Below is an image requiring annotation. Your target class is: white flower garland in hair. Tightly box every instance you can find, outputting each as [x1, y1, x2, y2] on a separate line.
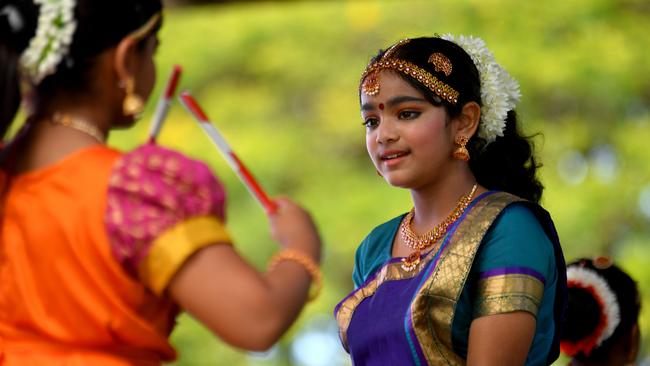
[567, 266, 621, 348]
[441, 34, 521, 143]
[19, 0, 77, 84]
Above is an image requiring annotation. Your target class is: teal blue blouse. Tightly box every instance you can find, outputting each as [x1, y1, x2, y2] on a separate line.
[352, 203, 558, 365]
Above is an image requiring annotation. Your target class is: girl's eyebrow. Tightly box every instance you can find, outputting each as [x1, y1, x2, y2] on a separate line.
[361, 95, 428, 111]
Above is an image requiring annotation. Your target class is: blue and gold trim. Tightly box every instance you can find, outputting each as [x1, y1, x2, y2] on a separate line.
[474, 268, 545, 318]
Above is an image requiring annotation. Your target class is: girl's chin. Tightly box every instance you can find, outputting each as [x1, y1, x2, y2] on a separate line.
[382, 174, 416, 189]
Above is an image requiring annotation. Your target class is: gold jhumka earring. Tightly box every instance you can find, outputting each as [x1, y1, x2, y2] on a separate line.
[122, 76, 144, 117]
[120, 13, 161, 118]
[453, 136, 470, 161]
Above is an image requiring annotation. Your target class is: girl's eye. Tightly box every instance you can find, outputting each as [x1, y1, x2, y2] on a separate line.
[363, 118, 379, 128]
[398, 110, 421, 119]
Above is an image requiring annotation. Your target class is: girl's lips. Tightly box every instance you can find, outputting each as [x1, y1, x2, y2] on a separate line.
[380, 150, 410, 167]
[380, 150, 409, 160]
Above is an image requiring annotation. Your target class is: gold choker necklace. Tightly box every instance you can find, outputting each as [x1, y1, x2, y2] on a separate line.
[50, 113, 105, 143]
[399, 184, 478, 272]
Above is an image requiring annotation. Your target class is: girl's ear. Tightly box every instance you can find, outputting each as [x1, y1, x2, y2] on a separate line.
[113, 37, 137, 83]
[452, 101, 480, 139]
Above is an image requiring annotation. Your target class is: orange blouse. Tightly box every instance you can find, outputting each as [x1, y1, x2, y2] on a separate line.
[0, 145, 231, 365]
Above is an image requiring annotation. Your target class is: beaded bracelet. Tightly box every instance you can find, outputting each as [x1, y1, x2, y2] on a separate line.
[268, 249, 323, 302]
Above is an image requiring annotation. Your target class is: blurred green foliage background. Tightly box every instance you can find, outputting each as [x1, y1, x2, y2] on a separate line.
[107, 0, 650, 364]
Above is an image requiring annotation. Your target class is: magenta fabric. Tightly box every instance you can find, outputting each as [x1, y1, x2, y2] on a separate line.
[105, 144, 227, 276]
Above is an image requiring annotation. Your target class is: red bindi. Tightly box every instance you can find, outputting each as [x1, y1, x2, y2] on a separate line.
[378, 103, 385, 110]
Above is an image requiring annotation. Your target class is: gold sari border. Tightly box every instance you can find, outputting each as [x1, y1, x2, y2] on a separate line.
[474, 273, 544, 318]
[334, 228, 454, 350]
[139, 215, 231, 296]
[410, 192, 523, 365]
[474, 295, 540, 318]
[334, 277, 378, 351]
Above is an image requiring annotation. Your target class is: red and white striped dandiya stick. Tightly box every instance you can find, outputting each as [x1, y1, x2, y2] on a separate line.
[179, 91, 278, 214]
[148, 65, 183, 143]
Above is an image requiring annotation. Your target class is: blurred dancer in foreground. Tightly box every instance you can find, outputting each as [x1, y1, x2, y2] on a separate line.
[0, 1, 322, 364]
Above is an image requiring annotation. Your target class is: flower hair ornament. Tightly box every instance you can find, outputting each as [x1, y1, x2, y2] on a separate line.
[19, 0, 77, 84]
[441, 34, 521, 143]
[561, 266, 621, 357]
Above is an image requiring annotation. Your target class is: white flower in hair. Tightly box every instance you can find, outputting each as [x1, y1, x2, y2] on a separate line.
[441, 34, 521, 143]
[19, 0, 77, 84]
[567, 266, 621, 349]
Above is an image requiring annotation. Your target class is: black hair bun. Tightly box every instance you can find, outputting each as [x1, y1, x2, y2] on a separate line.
[563, 287, 601, 342]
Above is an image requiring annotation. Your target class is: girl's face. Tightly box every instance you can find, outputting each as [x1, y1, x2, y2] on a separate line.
[361, 70, 456, 189]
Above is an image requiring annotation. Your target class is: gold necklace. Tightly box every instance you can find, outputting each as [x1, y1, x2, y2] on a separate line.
[50, 112, 106, 143]
[399, 184, 478, 272]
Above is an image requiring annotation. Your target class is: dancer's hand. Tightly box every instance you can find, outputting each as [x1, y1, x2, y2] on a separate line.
[267, 197, 321, 262]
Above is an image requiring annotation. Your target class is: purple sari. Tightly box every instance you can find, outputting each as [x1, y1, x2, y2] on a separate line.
[335, 192, 567, 365]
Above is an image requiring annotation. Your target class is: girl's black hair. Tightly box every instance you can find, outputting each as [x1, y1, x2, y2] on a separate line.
[363, 37, 544, 203]
[562, 258, 640, 361]
[0, 0, 162, 139]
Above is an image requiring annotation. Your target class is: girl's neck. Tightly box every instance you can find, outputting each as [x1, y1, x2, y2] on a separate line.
[409, 168, 480, 233]
[11, 101, 117, 175]
[34, 98, 115, 134]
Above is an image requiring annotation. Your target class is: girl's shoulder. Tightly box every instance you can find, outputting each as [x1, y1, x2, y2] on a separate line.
[476, 202, 557, 282]
[106, 144, 230, 293]
[353, 214, 406, 287]
[107, 143, 228, 234]
[110, 144, 226, 210]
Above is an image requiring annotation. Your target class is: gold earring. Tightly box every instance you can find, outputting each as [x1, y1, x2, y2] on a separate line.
[453, 136, 470, 161]
[122, 76, 144, 117]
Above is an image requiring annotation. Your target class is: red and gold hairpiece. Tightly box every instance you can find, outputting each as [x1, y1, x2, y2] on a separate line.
[428, 52, 452, 76]
[360, 39, 459, 104]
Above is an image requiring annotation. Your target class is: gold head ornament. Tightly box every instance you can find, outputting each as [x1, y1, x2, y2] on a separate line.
[360, 39, 459, 104]
[428, 52, 453, 76]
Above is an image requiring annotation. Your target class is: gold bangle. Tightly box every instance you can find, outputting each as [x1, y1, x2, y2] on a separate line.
[268, 249, 322, 302]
